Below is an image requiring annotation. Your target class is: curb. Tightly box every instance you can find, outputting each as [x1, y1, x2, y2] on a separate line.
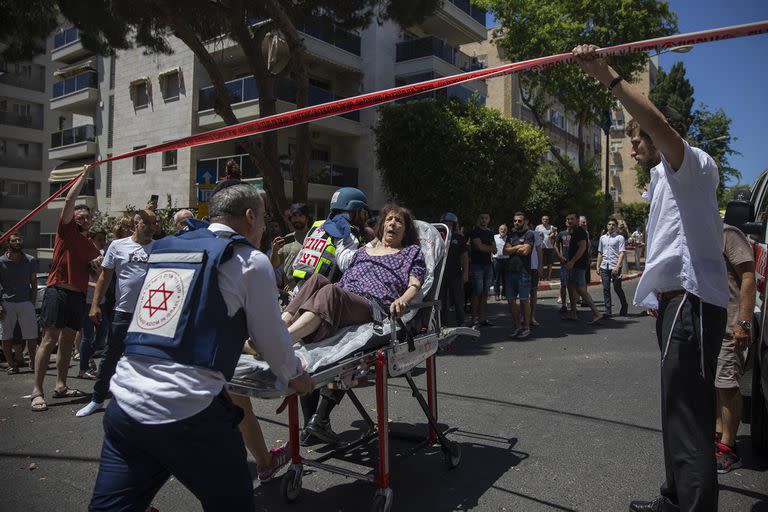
[536, 271, 643, 291]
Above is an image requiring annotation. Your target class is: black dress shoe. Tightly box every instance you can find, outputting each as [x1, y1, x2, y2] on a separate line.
[629, 496, 664, 512]
[306, 414, 340, 444]
[619, 305, 628, 316]
[299, 428, 320, 447]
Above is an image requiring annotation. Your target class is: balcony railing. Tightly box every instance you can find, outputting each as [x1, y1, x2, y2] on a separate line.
[51, 124, 97, 149]
[281, 160, 359, 187]
[296, 20, 361, 56]
[53, 27, 80, 49]
[0, 110, 44, 130]
[396, 36, 484, 72]
[446, 0, 487, 25]
[0, 64, 45, 92]
[197, 154, 260, 181]
[0, 152, 43, 170]
[52, 70, 98, 98]
[50, 178, 95, 197]
[199, 76, 360, 121]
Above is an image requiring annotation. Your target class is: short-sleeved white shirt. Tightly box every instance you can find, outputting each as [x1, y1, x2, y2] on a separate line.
[102, 237, 153, 312]
[493, 234, 509, 260]
[535, 224, 554, 249]
[598, 232, 625, 270]
[633, 141, 728, 309]
[530, 229, 543, 270]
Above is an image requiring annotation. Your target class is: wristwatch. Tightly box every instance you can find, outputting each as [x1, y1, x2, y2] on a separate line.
[737, 320, 752, 331]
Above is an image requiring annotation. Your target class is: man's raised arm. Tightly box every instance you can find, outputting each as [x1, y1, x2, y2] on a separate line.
[572, 45, 685, 170]
[61, 165, 94, 224]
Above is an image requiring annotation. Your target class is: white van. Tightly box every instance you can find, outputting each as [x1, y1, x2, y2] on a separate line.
[724, 169, 768, 455]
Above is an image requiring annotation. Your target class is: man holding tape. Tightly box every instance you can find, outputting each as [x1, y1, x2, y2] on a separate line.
[573, 46, 727, 512]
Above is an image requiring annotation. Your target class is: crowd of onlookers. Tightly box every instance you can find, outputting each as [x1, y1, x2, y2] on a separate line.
[436, 211, 645, 339]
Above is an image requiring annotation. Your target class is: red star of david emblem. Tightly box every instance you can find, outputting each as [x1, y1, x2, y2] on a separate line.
[142, 282, 174, 318]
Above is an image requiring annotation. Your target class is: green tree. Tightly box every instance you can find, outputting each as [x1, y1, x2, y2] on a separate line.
[478, 0, 676, 181]
[2, 0, 440, 221]
[375, 98, 549, 224]
[648, 62, 694, 137]
[619, 202, 650, 232]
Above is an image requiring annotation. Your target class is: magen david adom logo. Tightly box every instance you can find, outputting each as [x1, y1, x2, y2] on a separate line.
[136, 270, 186, 330]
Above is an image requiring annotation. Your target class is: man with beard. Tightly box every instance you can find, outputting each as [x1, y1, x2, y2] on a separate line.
[574, 45, 728, 512]
[31, 167, 101, 411]
[270, 203, 311, 287]
[0, 232, 38, 374]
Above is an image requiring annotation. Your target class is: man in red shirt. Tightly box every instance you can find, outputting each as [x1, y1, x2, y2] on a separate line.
[31, 166, 100, 411]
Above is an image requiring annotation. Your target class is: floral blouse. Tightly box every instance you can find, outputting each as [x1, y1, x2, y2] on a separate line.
[338, 244, 426, 307]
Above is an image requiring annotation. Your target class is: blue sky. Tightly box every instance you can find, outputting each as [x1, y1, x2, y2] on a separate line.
[487, 0, 768, 187]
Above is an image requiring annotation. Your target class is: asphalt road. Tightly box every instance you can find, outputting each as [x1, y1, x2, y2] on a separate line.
[1, 280, 766, 511]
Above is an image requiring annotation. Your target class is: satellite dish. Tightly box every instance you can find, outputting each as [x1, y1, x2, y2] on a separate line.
[261, 30, 290, 75]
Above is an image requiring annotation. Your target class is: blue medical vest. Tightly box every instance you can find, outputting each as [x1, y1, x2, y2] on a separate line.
[124, 228, 250, 380]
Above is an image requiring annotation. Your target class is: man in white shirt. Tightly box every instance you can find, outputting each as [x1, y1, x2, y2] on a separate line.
[535, 215, 556, 280]
[89, 184, 313, 511]
[76, 209, 158, 417]
[527, 219, 544, 327]
[492, 224, 509, 300]
[574, 46, 728, 512]
[596, 218, 629, 316]
[630, 228, 645, 270]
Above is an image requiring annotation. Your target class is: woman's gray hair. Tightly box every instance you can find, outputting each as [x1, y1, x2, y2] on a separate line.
[209, 184, 263, 221]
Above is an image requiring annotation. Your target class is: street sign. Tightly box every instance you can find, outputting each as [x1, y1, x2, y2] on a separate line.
[196, 167, 215, 184]
[197, 184, 215, 203]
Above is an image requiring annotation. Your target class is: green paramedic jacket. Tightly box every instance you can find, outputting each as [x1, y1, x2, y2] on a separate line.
[291, 220, 366, 281]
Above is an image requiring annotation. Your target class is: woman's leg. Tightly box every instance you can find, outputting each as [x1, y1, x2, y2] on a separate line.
[287, 311, 323, 342]
[230, 394, 271, 469]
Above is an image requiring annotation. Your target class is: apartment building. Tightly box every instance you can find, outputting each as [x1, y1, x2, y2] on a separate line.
[46, 1, 487, 222]
[462, 31, 604, 173]
[0, 42, 61, 269]
[601, 57, 659, 208]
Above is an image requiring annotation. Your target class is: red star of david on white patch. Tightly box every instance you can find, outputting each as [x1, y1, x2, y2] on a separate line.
[143, 282, 174, 318]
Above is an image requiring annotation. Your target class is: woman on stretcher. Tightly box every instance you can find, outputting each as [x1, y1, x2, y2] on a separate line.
[234, 204, 426, 481]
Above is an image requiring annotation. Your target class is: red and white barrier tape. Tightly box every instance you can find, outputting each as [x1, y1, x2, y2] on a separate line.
[1, 20, 767, 245]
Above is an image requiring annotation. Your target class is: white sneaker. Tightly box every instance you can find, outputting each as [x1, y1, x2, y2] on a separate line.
[509, 328, 520, 338]
[556, 297, 562, 304]
[517, 329, 531, 339]
[76, 401, 104, 417]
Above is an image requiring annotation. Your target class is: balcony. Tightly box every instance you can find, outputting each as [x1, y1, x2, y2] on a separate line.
[0, 64, 45, 92]
[52, 27, 91, 63]
[197, 153, 260, 181]
[397, 36, 483, 72]
[48, 178, 96, 210]
[198, 75, 361, 134]
[0, 151, 43, 171]
[418, 0, 486, 45]
[51, 71, 99, 113]
[49, 125, 97, 160]
[0, 110, 43, 130]
[395, 71, 485, 105]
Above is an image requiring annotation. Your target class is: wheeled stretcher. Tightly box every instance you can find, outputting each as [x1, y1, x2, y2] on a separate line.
[227, 222, 479, 511]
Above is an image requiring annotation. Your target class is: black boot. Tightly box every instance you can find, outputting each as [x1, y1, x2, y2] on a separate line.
[306, 396, 340, 444]
[629, 497, 664, 512]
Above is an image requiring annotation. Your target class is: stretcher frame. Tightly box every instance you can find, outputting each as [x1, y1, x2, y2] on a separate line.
[227, 223, 479, 512]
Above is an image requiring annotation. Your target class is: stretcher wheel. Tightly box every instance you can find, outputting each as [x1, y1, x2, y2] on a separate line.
[370, 488, 393, 512]
[281, 466, 303, 503]
[444, 441, 461, 469]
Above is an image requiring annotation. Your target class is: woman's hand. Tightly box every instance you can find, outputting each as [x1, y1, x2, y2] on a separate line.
[390, 297, 409, 317]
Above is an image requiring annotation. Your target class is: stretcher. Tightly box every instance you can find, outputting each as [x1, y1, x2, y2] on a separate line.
[227, 221, 479, 511]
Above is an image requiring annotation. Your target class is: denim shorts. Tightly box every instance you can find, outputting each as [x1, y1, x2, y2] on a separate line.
[470, 263, 493, 295]
[559, 266, 570, 286]
[505, 271, 531, 300]
[567, 268, 587, 288]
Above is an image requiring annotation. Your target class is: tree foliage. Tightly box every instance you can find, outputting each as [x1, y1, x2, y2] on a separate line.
[375, 98, 548, 225]
[478, 0, 677, 179]
[619, 202, 650, 232]
[2, 0, 440, 222]
[648, 62, 694, 137]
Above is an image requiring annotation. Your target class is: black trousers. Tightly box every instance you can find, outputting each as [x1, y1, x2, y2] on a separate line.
[599, 268, 628, 314]
[656, 293, 725, 512]
[440, 274, 466, 327]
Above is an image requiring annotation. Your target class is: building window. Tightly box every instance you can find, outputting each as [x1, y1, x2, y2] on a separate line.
[133, 145, 146, 173]
[8, 180, 29, 197]
[106, 155, 112, 198]
[18, 143, 29, 157]
[162, 149, 177, 169]
[610, 142, 622, 153]
[549, 109, 564, 129]
[161, 71, 180, 101]
[131, 79, 149, 108]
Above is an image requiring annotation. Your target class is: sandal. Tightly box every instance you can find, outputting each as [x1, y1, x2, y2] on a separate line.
[52, 386, 86, 399]
[31, 393, 48, 412]
[7, 366, 19, 375]
[78, 370, 97, 380]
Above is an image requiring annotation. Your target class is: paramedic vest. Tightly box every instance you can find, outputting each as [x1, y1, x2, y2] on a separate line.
[292, 220, 338, 280]
[124, 228, 250, 380]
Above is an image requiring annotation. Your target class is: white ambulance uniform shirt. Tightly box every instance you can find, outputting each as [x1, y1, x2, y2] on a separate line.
[110, 224, 302, 424]
[633, 141, 728, 309]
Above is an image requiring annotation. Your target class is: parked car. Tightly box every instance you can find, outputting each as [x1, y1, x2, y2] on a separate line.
[724, 169, 768, 455]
